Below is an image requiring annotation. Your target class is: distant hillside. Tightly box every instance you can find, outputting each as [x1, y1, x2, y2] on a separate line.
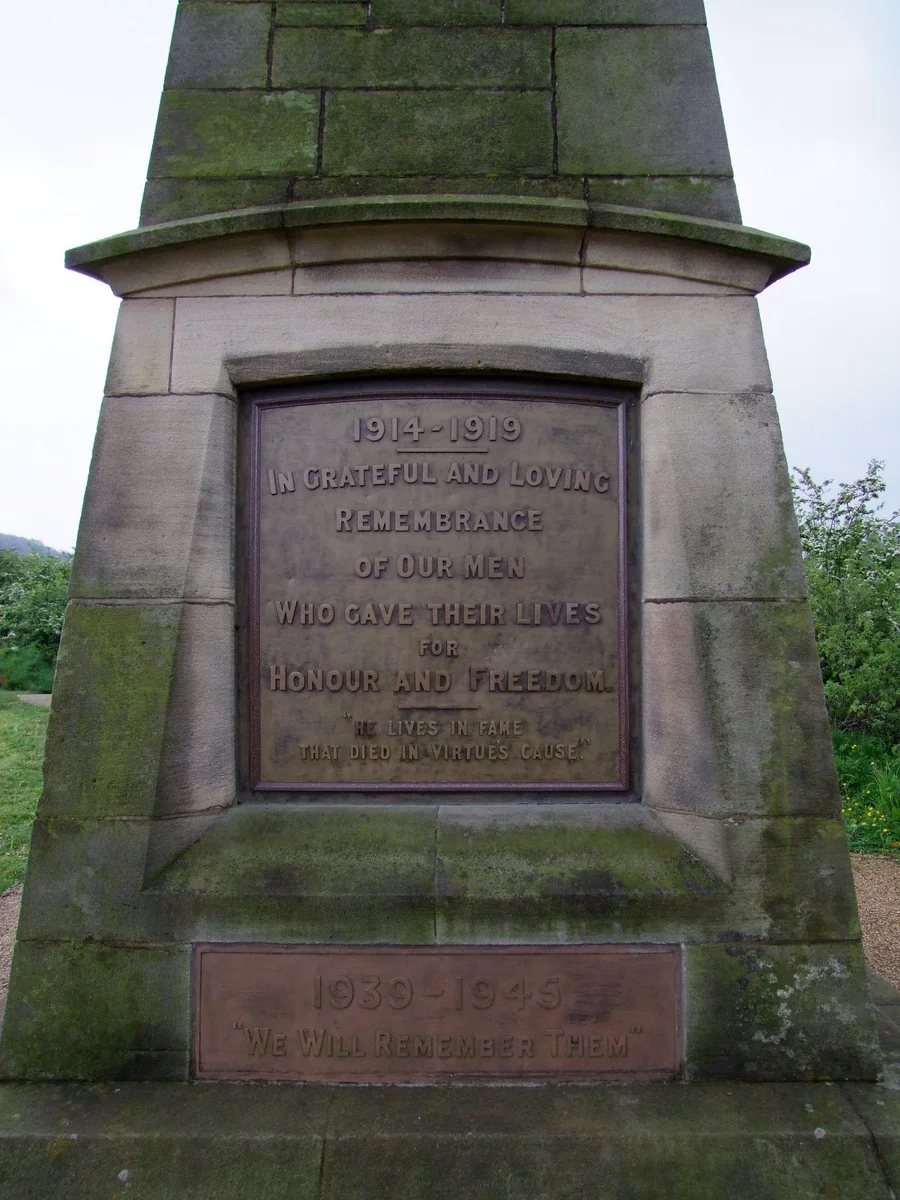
[0, 534, 70, 559]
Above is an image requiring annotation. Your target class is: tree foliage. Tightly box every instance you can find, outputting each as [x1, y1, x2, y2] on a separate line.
[793, 461, 900, 744]
[0, 551, 71, 689]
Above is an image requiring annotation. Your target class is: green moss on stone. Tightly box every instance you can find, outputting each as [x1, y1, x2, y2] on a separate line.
[149, 91, 319, 179]
[437, 818, 721, 900]
[372, 0, 501, 25]
[140, 178, 294, 225]
[0, 943, 190, 1081]
[323, 91, 553, 176]
[39, 604, 179, 820]
[505, 0, 705, 22]
[435, 813, 731, 940]
[277, 2, 367, 26]
[273, 26, 550, 88]
[684, 943, 880, 1081]
[688, 601, 838, 818]
[152, 804, 437, 898]
[757, 818, 860, 944]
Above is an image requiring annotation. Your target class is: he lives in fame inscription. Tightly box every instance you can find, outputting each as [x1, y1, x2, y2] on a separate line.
[250, 380, 628, 790]
[194, 946, 679, 1082]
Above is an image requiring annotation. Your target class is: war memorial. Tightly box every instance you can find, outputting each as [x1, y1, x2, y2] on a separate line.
[0, 1, 897, 1195]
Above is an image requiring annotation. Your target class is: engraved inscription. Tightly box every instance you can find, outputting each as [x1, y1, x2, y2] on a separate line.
[195, 946, 679, 1082]
[251, 382, 628, 790]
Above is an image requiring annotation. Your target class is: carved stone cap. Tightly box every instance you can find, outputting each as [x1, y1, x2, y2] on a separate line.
[66, 196, 811, 295]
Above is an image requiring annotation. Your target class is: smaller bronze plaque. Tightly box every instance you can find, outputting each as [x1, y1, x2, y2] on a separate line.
[194, 945, 680, 1082]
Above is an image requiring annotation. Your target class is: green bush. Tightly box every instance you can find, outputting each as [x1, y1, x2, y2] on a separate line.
[0, 645, 56, 693]
[793, 461, 900, 745]
[0, 549, 70, 693]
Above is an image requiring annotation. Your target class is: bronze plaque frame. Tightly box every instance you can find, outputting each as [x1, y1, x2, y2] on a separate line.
[245, 376, 631, 794]
[193, 944, 680, 1082]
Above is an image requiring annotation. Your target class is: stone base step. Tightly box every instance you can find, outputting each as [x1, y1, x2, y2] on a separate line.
[0, 1080, 897, 1199]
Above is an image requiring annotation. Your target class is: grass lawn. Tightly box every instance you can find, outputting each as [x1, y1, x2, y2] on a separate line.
[0, 692, 49, 893]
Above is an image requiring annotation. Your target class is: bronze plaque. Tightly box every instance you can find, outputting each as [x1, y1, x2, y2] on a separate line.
[194, 945, 679, 1081]
[249, 378, 628, 791]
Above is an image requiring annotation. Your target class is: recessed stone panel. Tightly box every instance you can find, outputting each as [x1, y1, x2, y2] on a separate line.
[194, 944, 680, 1081]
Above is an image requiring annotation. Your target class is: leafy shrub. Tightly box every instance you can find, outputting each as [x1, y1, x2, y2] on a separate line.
[0, 550, 71, 692]
[793, 461, 900, 745]
[0, 645, 56, 693]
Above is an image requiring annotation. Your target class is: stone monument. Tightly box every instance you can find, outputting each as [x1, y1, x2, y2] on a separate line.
[1, 2, 896, 1195]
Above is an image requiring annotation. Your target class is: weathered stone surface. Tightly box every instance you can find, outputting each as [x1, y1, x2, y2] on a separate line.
[168, 293, 771, 397]
[0, 1082, 894, 1199]
[373, 0, 501, 24]
[0, 944, 190, 1080]
[105, 299, 173, 395]
[70, 198, 810, 281]
[436, 804, 728, 942]
[586, 174, 741, 223]
[137, 270, 294, 298]
[71, 395, 235, 600]
[505, 0, 705, 21]
[139, 0, 746, 225]
[289, 220, 583, 266]
[98, 232, 292, 297]
[38, 603, 181, 819]
[557, 28, 732, 176]
[165, 2, 270, 88]
[277, 1, 368, 26]
[642, 600, 839, 817]
[150, 804, 437, 901]
[655, 812, 863, 945]
[141, 177, 294, 225]
[641, 392, 808, 600]
[845, 1084, 900, 1191]
[683, 942, 881, 1081]
[323, 91, 553, 176]
[585, 231, 774, 292]
[153, 601, 235, 816]
[37, 601, 232, 825]
[323, 1084, 888, 1198]
[149, 90, 319, 178]
[291, 259, 581, 294]
[14, 816, 151, 943]
[273, 27, 550, 88]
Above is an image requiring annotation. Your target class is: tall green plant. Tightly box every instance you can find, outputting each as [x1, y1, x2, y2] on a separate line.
[792, 461, 900, 744]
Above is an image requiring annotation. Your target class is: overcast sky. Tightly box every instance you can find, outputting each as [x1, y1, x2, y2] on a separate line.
[1, 0, 897, 551]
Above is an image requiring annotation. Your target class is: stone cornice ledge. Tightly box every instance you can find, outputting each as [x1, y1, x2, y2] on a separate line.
[65, 195, 811, 286]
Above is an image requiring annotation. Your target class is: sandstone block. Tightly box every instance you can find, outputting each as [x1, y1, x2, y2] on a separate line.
[71, 394, 235, 601]
[642, 600, 840, 817]
[641, 391, 808, 600]
[105, 300, 173, 395]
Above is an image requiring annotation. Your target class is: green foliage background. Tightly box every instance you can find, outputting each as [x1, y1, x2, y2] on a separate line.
[793, 462, 900, 857]
[0, 550, 71, 693]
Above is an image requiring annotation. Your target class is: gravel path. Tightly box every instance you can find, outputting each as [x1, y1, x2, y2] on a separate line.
[1, 858, 898, 1000]
[0, 884, 21, 1001]
[850, 852, 900, 988]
